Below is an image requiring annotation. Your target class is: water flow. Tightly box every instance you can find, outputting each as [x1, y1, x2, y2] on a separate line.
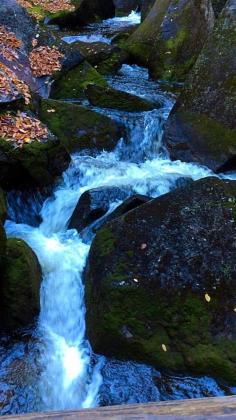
[3, 37, 236, 415]
[62, 10, 141, 44]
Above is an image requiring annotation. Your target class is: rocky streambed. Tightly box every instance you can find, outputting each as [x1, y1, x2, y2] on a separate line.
[0, 0, 236, 415]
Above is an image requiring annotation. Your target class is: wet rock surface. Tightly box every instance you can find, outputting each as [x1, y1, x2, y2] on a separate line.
[164, 0, 236, 172]
[86, 177, 236, 383]
[125, 0, 214, 81]
[39, 99, 125, 153]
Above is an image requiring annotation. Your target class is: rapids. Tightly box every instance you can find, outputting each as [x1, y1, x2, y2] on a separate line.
[1, 11, 236, 415]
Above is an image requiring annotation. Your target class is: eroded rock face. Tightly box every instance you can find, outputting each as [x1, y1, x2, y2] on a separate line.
[164, 0, 236, 172]
[125, 0, 214, 81]
[86, 177, 236, 384]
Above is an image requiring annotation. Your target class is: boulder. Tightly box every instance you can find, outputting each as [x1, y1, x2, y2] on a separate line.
[49, 0, 115, 28]
[72, 41, 128, 76]
[39, 99, 125, 153]
[0, 0, 36, 52]
[86, 84, 158, 112]
[69, 186, 133, 232]
[86, 177, 236, 384]
[125, 0, 215, 81]
[0, 238, 41, 330]
[0, 120, 70, 190]
[51, 60, 107, 100]
[164, 0, 236, 172]
[106, 194, 151, 222]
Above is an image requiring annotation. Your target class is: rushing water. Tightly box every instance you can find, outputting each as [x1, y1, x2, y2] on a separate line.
[62, 10, 141, 44]
[1, 13, 236, 416]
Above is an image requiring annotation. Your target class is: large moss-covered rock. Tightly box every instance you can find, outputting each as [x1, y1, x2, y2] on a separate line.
[125, 0, 214, 81]
[51, 61, 107, 100]
[39, 99, 124, 153]
[86, 177, 236, 384]
[0, 127, 70, 190]
[86, 84, 158, 112]
[0, 238, 41, 330]
[164, 0, 236, 172]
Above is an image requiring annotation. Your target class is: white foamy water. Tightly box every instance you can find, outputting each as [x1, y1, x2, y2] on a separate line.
[62, 10, 141, 45]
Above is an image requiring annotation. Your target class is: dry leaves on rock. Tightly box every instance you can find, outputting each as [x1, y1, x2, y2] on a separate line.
[0, 112, 49, 147]
[29, 46, 64, 77]
[0, 25, 22, 62]
[0, 63, 31, 104]
[17, 0, 75, 17]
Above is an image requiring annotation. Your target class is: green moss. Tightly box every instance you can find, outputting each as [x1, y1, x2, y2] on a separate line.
[51, 61, 107, 100]
[39, 99, 121, 152]
[0, 238, 41, 330]
[87, 278, 236, 383]
[94, 226, 116, 257]
[180, 111, 236, 156]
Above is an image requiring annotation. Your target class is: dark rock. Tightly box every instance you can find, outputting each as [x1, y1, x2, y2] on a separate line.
[164, 0, 236, 172]
[49, 0, 115, 28]
[0, 125, 70, 190]
[86, 177, 236, 384]
[51, 60, 107, 100]
[106, 194, 151, 222]
[0, 0, 37, 52]
[86, 84, 158, 112]
[69, 186, 133, 232]
[73, 41, 128, 76]
[39, 99, 125, 153]
[0, 238, 41, 330]
[125, 0, 215, 81]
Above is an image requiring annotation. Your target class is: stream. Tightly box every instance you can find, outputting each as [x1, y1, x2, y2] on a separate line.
[0, 11, 236, 415]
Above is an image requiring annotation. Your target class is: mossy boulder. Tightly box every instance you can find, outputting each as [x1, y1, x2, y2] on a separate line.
[51, 61, 107, 100]
[124, 0, 214, 81]
[86, 84, 158, 112]
[39, 99, 124, 153]
[86, 177, 236, 384]
[0, 238, 41, 330]
[0, 127, 70, 190]
[164, 0, 236, 172]
[72, 42, 128, 76]
[49, 0, 115, 28]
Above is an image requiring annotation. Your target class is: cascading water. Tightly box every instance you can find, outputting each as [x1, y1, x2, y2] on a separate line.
[1, 14, 236, 416]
